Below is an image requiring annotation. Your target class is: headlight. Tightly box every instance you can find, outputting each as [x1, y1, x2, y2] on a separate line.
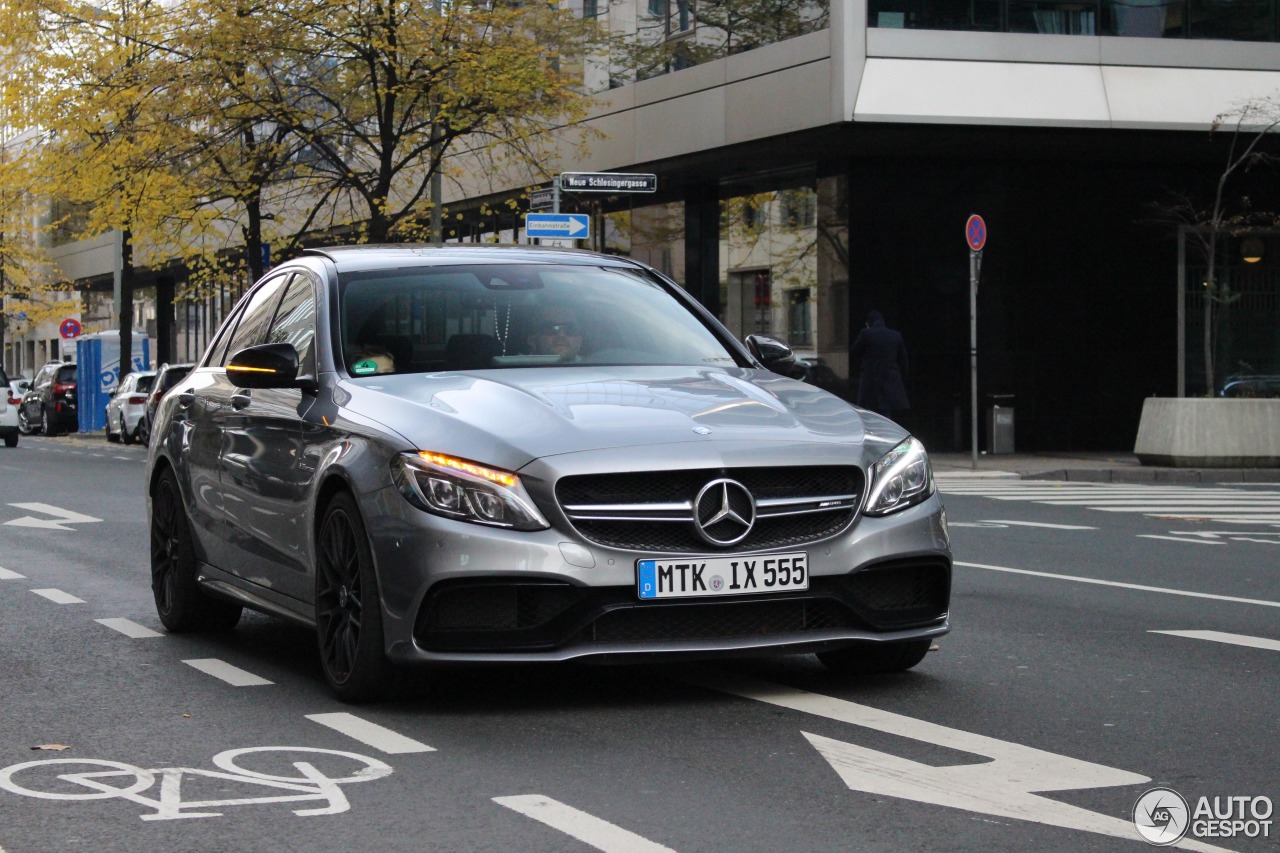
[392, 451, 549, 530]
[864, 437, 935, 516]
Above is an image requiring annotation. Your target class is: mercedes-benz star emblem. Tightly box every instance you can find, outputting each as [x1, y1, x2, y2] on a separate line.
[693, 478, 756, 546]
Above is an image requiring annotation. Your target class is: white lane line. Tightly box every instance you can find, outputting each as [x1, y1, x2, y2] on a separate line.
[31, 588, 84, 604]
[980, 520, 1097, 530]
[1137, 535, 1223, 545]
[1151, 630, 1280, 652]
[494, 795, 677, 853]
[182, 658, 273, 687]
[0, 567, 25, 579]
[306, 712, 435, 754]
[96, 618, 163, 638]
[956, 561, 1280, 609]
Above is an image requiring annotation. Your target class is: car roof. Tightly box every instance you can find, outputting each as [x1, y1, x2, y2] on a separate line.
[302, 244, 649, 275]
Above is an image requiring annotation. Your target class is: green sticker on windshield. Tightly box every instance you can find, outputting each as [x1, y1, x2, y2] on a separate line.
[352, 360, 379, 375]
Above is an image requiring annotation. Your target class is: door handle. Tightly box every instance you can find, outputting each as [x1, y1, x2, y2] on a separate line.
[177, 391, 195, 408]
[231, 392, 252, 411]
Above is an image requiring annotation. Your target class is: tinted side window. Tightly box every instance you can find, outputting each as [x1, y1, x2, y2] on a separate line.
[56, 366, 77, 383]
[218, 274, 294, 366]
[267, 274, 318, 374]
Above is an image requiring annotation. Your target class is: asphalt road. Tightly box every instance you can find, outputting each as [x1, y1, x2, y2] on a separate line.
[0, 437, 1276, 852]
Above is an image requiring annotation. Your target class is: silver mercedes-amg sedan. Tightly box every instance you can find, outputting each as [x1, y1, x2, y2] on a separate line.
[146, 245, 951, 702]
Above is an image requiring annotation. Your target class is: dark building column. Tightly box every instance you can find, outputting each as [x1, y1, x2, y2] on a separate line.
[155, 276, 175, 366]
[684, 183, 720, 317]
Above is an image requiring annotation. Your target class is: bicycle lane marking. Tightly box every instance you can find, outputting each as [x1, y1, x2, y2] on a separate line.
[0, 747, 394, 821]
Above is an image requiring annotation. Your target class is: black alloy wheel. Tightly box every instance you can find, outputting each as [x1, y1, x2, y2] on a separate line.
[316, 492, 396, 702]
[138, 416, 150, 446]
[150, 468, 242, 632]
[817, 639, 932, 675]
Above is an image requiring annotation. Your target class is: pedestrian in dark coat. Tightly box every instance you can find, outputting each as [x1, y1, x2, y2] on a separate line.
[851, 309, 910, 419]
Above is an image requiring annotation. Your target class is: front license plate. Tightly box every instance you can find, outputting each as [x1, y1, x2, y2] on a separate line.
[637, 552, 808, 600]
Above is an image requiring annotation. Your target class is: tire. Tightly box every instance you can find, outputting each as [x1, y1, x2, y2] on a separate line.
[105, 415, 119, 443]
[315, 492, 397, 703]
[3, 433, 16, 448]
[121, 422, 137, 445]
[150, 467, 242, 632]
[40, 408, 56, 437]
[817, 639, 932, 675]
[138, 416, 151, 446]
[17, 409, 31, 435]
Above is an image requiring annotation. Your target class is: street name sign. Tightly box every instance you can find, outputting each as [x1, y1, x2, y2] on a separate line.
[560, 172, 657, 193]
[529, 187, 555, 211]
[525, 213, 590, 239]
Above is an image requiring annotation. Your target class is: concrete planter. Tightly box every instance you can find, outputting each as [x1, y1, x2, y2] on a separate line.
[1134, 398, 1280, 467]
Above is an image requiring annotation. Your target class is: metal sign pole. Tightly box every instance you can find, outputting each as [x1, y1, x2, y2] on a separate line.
[970, 249, 979, 470]
[964, 214, 986, 471]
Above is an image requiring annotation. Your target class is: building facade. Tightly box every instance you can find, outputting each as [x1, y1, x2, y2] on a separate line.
[13, 0, 1280, 449]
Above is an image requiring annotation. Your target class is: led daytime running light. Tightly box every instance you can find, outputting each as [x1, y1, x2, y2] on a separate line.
[418, 451, 518, 487]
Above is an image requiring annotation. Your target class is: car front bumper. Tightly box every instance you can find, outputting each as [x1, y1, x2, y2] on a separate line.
[362, 484, 952, 665]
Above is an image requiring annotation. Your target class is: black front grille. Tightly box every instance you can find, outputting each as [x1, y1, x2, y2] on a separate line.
[413, 559, 950, 653]
[576, 598, 856, 643]
[557, 466, 863, 553]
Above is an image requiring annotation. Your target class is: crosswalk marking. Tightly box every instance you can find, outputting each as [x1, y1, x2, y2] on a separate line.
[0, 567, 25, 580]
[939, 479, 1280, 526]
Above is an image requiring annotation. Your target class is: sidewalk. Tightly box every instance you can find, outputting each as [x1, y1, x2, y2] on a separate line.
[930, 449, 1280, 483]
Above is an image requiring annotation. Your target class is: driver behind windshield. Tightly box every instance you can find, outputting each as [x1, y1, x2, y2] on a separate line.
[527, 302, 584, 362]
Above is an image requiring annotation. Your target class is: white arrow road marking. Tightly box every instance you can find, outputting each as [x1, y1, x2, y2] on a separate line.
[684, 671, 1231, 852]
[305, 713, 435, 754]
[5, 502, 102, 531]
[1151, 630, 1280, 652]
[182, 659, 273, 687]
[31, 588, 84, 604]
[96, 618, 162, 639]
[0, 567, 25, 580]
[494, 795, 677, 853]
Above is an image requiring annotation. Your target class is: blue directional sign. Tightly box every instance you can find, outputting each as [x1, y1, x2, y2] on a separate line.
[525, 213, 590, 239]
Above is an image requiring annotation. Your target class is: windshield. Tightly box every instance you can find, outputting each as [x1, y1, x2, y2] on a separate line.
[338, 264, 739, 376]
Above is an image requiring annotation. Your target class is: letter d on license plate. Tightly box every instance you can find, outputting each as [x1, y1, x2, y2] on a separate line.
[637, 553, 807, 600]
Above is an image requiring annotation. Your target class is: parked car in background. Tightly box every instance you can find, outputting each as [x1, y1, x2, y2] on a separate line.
[105, 370, 156, 445]
[18, 361, 78, 436]
[139, 363, 194, 445]
[146, 245, 951, 702]
[0, 366, 22, 447]
[1220, 374, 1280, 398]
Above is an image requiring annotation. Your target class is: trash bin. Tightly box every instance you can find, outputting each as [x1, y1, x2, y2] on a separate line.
[985, 394, 1015, 454]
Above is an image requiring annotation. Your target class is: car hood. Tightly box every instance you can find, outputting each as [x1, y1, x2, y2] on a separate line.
[340, 366, 903, 470]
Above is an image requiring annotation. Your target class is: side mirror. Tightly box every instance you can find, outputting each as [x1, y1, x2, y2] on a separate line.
[744, 334, 799, 377]
[226, 342, 303, 390]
